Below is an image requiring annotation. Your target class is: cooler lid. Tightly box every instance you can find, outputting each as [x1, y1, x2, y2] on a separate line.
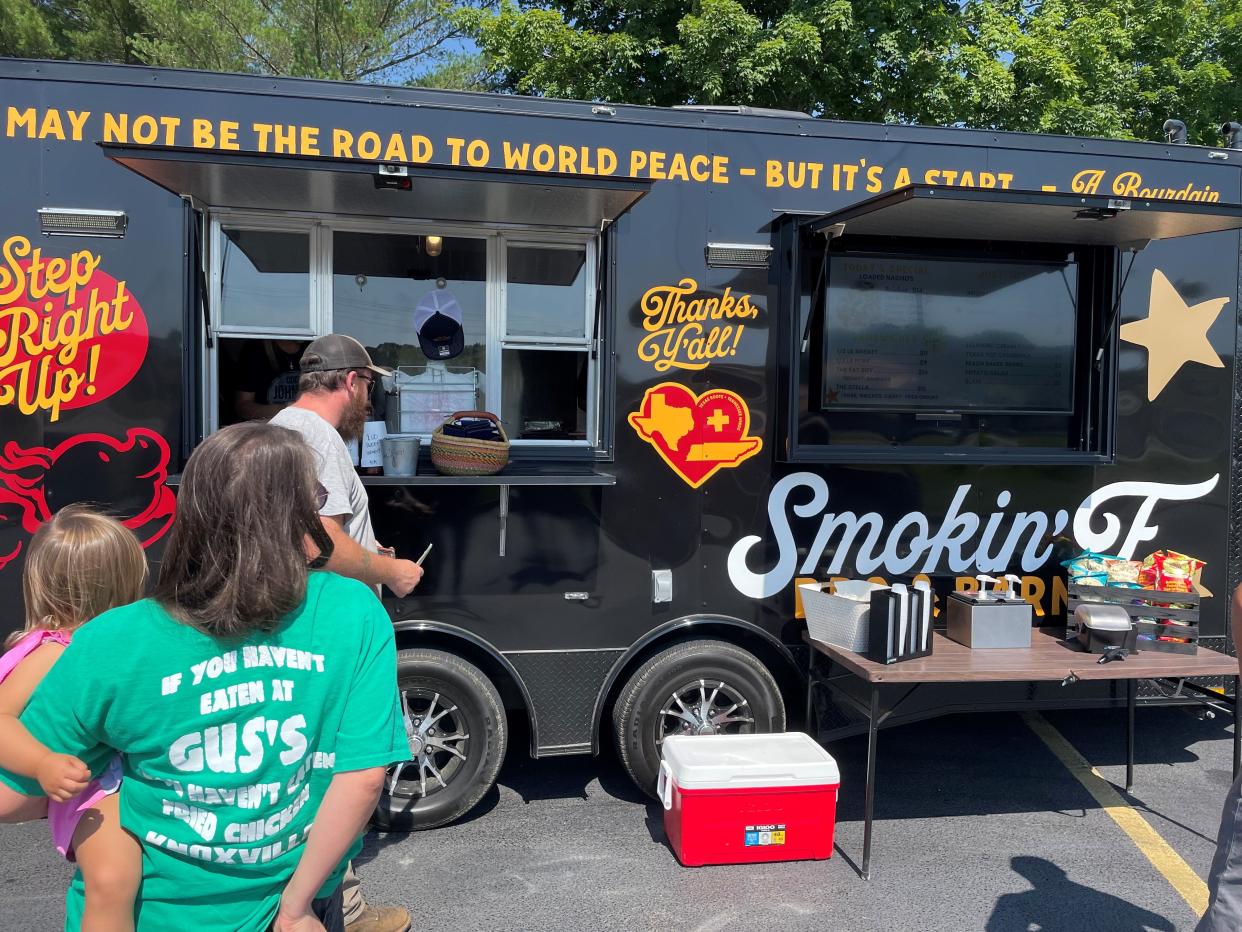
[660, 733, 839, 789]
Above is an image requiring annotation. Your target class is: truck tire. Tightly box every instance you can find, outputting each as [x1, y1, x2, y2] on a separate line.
[372, 648, 507, 831]
[613, 639, 785, 797]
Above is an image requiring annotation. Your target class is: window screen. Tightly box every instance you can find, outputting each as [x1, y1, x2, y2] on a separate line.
[823, 255, 1077, 414]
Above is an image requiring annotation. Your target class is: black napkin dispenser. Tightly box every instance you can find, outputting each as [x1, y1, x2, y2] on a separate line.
[1074, 603, 1137, 654]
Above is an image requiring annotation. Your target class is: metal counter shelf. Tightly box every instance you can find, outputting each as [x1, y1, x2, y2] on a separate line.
[358, 458, 616, 486]
[166, 459, 616, 488]
[167, 457, 617, 555]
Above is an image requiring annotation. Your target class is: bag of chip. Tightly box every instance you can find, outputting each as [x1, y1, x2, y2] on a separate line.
[1106, 560, 1142, 588]
[1140, 550, 1206, 594]
[1062, 551, 1123, 585]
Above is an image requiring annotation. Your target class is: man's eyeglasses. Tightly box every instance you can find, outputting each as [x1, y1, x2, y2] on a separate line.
[315, 482, 329, 510]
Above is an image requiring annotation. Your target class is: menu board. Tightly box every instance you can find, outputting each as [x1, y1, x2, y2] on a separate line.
[823, 256, 1077, 412]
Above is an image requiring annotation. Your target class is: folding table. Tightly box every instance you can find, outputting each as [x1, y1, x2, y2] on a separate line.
[804, 628, 1240, 879]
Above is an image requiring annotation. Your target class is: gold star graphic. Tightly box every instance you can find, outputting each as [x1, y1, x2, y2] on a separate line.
[1119, 269, 1228, 401]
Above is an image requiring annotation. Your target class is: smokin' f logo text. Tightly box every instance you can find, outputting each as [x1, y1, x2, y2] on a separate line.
[727, 472, 1219, 599]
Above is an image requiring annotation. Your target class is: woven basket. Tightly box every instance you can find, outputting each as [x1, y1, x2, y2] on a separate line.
[430, 411, 510, 476]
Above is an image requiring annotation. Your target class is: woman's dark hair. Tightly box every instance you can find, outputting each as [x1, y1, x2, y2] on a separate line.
[155, 422, 331, 638]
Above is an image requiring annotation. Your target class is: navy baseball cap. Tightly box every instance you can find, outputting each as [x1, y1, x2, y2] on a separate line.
[414, 290, 465, 360]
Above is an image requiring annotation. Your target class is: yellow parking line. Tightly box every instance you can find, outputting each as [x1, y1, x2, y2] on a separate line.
[1021, 711, 1208, 917]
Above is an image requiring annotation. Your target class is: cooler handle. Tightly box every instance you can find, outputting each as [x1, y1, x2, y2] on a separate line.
[657, 760, 673, 810]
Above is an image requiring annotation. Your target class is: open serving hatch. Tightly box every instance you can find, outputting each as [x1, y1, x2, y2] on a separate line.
[803, 184, 1242, 250]
[102, 143, 650, 232]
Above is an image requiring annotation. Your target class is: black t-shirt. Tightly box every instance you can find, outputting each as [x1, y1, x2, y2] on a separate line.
[237, 341, 306, 406]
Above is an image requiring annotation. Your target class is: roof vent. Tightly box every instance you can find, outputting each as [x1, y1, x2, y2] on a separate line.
[674, 104, 812, 119]
[1163, 119, 1187, 144]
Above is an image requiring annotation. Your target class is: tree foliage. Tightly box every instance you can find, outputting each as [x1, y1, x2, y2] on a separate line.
[3, 0, 1242, 141]
[2, 0, 485, 86]
[467, 0, 1242, 143]
[957, 0, 1240, 142]
[0, 0, 57, 57]
[130, 0, 480, 83]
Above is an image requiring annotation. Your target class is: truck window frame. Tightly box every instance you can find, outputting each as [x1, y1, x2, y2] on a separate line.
[204, 210, 604, 453]
[778, 222, 1119, 466]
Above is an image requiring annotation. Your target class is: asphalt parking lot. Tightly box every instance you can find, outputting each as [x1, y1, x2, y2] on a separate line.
[2, 705, 1235, 931]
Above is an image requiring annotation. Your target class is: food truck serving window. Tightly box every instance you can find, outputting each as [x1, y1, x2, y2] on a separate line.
[210, 218, 599, 447]
[783, 185, 1242, 465]
[103, 144, 649, 455]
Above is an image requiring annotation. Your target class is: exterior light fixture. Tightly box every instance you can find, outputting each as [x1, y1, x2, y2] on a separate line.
[374, 164, 411, 190]
[425, 235, 443, 257]
[38, 208, 127, 238]
[705, 242, 772, 269]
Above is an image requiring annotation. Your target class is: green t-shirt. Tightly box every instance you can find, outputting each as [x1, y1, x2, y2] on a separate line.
[0, 572, 407, 932]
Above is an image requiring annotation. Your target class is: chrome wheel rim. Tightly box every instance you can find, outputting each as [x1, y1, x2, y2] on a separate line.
[387, 688, 471, 799]
[656, 678, 754, 745]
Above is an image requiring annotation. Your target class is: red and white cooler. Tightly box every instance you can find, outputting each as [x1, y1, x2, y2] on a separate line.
[657, 732, 840, 867]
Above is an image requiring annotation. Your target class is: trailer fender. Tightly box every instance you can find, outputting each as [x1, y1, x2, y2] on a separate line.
[589, 614, 803, 753]
[391, 619, 540, 755]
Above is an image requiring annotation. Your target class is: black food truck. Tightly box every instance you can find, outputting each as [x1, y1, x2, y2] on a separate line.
[3, 58, 1242, 831]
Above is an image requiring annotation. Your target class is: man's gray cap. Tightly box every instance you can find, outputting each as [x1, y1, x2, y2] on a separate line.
[299, 334, 391, 377]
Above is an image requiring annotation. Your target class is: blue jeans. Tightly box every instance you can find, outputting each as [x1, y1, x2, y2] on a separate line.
[270, 885, 344, 932]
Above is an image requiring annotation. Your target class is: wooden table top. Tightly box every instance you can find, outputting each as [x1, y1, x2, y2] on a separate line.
[806, 628, 1239, 684]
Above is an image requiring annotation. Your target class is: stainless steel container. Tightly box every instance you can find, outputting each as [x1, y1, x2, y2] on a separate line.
[945, 592, 1033, 649]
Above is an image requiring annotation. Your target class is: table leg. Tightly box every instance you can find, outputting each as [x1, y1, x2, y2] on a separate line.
[862, 683, 879, 881]
[1234, 675, 1240, 781]
[804, 650, 814, 733]
[1125, 678, 1135, 792]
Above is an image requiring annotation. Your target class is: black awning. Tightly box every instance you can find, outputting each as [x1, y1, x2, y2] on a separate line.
[102, 144, 650, 232]
[803, 184, 1242, 249]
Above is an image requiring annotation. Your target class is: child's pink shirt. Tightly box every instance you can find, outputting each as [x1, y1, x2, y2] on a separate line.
[0, 629, 121, 860]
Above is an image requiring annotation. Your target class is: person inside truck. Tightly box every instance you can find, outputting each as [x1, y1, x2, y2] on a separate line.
[0, 422, 409, 932]
[232, 339, 310, 422]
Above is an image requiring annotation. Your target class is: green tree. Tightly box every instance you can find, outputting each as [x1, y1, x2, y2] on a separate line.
[0, 0, 148, 62]
[0, 0, 57, 57]
[957, 0, 1242, 144]
[465, 0, 967, 121]
[131, 0, 489, 84]
[43, 0, 148, 63]
[412, 50, 500, 90]
[468, 0, 1242, 142]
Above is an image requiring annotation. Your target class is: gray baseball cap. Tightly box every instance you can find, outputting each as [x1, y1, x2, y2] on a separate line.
[299, 334, 392, 377]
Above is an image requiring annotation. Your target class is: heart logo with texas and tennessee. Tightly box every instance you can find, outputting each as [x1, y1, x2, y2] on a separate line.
[628, 382, 763, 488]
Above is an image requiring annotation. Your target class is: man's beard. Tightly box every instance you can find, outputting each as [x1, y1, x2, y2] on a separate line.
[339, 389, 367, 442]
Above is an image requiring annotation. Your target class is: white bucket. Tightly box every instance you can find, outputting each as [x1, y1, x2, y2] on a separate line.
[380, 435, 420, 477]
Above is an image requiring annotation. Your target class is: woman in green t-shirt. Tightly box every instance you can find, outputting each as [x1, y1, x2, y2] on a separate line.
[0, 422, 409, 931]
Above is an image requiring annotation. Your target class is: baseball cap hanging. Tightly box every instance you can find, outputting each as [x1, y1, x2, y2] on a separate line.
[414, 289, 465, 360]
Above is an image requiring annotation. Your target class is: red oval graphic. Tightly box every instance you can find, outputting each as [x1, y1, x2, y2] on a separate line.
[0, 235, 149, 421]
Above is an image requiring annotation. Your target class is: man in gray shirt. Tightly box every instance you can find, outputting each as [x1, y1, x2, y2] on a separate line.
[271, 333, 421, 932]
[272, 334, 423, 598]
